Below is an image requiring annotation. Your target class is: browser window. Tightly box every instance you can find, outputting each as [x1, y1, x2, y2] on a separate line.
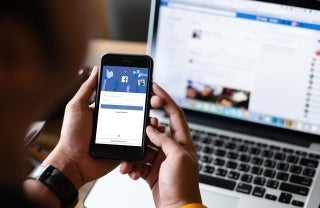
[151, 0, 320, 134]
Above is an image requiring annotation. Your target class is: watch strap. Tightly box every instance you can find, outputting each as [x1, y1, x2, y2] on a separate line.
[28, 164, 79, 208]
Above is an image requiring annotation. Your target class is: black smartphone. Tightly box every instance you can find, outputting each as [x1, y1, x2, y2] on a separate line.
[90, 53, 153, 160]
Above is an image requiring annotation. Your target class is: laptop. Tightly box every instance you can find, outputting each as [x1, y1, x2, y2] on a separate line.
[84, 0, 320, 207]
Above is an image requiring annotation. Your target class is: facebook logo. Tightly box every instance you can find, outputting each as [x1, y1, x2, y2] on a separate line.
[121, 76, 128, 83]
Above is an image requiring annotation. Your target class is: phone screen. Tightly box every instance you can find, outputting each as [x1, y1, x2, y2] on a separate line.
[95, 65, 149, 146]
[91, 54, 153, 159]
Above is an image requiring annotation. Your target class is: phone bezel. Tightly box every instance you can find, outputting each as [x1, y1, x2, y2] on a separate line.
[90, 53, 153, 160]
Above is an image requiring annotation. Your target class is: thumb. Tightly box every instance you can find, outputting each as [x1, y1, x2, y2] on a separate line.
[68, 66, 98, 110]
[146, 125, 181, 157]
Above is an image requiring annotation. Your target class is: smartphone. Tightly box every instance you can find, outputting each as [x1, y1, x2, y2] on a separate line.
[90, 53, 153, 160]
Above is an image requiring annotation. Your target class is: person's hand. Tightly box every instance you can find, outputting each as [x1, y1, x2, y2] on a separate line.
[120, 83, 202, 208]
[43, 66, 120, 189]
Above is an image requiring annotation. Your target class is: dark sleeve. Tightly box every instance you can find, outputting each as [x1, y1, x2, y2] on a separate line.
[0, 187, 42, 208]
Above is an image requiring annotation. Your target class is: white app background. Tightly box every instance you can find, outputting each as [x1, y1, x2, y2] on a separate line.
[95, 66, 148, 146]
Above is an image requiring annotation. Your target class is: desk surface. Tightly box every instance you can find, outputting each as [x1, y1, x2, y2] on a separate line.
[84, 39, 147, 67]
[30, 39, 147, 208]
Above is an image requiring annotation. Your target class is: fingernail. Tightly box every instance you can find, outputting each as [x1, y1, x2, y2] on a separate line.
[147, 126, 156, 133]
[91, 66, 98, 72]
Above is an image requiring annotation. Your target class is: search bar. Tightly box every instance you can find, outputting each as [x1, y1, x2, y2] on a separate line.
[169, 2, 235, 18]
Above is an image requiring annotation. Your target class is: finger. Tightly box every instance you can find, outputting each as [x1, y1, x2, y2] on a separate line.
[133, 162, 152, 180]
[128, 162, 147, 180]
[121, 161, 151, 181]
[146, 125, 182, 156]
[157, 125, 166, 133]
[147, 126, 197, 162]
[129, 170, 142, 180]
[149, 117, 159, 127]
[152, 83, 191, 144]
[150, 94, 165, 109]
[145, 150, 165, 188]
[68, 66, 98, 110]
[119, 162, 134, 174]
[149, 117, 166, 133]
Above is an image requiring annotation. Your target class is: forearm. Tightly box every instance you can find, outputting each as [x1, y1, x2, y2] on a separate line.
[23, 149, 83, 208]
[23, 179, 61, 208]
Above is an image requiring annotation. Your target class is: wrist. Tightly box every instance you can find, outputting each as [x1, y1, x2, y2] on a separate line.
[26, 164, 79, 208]
[43, 149, 83, 190]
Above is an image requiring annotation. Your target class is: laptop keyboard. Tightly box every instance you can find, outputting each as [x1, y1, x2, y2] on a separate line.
[189, 127, 320, 207]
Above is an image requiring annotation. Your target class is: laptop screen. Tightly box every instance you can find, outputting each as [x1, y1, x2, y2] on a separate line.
[147, 0, 320, 136]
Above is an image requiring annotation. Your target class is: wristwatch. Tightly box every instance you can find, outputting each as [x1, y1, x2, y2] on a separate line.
[28, 164, 79, 208]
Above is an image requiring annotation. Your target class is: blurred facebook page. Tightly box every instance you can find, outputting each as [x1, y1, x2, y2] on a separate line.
[152, 0, 320, 131]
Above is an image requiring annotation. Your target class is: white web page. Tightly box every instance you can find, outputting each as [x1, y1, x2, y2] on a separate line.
[153, 2, 320, 124]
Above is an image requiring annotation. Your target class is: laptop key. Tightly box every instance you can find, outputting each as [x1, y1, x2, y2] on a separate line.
[253, 176, 266, 186]
[199, 174, 236, 190]
[236, 183, 252, 194]
[241, 174, 253, 183]
[203, 146, 214, 154]
[291, 200, 304, 207]
[215, 149, 226, 157]
[251, 157, 263, 165]
[239, 154, 251, 162]
[264, 159, 276, 168]
[287, 155, 299, 163]
[295, 150, 307, 156]
[228, 171, 240, 180]
[266, 179, 279, 189]
[274, 152, 286, 161]
[279, 192, 292, 204]
[249, 147, 260, 155]
[283, 148, 294, 153]
[263, 169, 276, 178]
[225, 142, 236, 150]
[203, 165, 215, 174]
[213, 139, 224, 147]
[277, 162, 289, 171]
[201, 155, 213, 164]
[261, 150, 273, 158]
[252, 186, 266, 197]
[216, 168, 228, 177]
[238, 163, 250, 172]
[279, 182, 309, 196]
[265, 194, 277, 201]
[276, 172, 289, 181]
[300, 158, 319, 168]
[303, 168, 316, 177]
[226, 161, 238, 169]
[270, 145, 281, 150]
[308, 153, 320, 160]
[290, 165, 302, 174]
[202, 138, 212, 145]
[251, 166, 263, 175]
[237, 144, 248, 152]
[290, 175, 312, 187]
[214, 158, 225, 166]
[227, 151, 238, 160]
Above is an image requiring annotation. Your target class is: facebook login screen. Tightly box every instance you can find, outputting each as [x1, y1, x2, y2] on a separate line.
[95, 65, 149, 146]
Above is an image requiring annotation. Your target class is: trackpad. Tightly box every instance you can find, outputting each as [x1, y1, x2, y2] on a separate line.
[201, 189, 239, 208]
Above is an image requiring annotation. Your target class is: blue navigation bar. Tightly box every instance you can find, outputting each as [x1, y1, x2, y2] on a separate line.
[101, 104, 143, 111]
[236, 12, 320, 31]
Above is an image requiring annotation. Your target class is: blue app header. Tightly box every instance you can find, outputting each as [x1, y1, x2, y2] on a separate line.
[101, 65, 149, 93]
